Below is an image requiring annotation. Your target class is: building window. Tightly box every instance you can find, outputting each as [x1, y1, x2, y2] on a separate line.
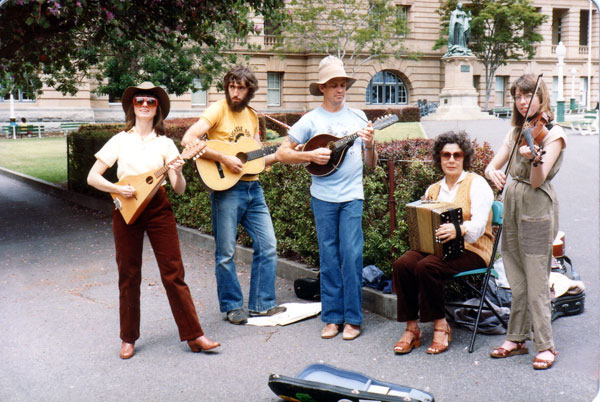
[580, 9, 590, 46]
[267, 72, 282, 107]
[366, 71, 408, 105]
[263, 18, 280, 46]
[495, 76, 506, 107]
[2, 88, 35, 102]
[396, 6, 409, 37]
[191, 78, 207, 106]
[552, 9, 568, 45]
[580, 77, 589, 107]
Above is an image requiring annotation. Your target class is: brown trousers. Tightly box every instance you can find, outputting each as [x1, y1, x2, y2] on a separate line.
[392, 250, 485, 322]
[113, 187, 204, 343]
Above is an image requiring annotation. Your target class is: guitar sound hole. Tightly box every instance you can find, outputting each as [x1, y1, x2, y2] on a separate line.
[146, 176, 154, 185]
[236, 153, 248, 163]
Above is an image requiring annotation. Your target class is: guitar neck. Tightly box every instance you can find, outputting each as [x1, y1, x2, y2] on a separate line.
[331, 116, 397, 152]
[152, 154, 188, 180]
[332, 133, 359, 152]
[245, 145, 278, 161]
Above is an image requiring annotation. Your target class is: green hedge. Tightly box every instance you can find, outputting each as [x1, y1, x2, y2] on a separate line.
[68, 121, 494, 277]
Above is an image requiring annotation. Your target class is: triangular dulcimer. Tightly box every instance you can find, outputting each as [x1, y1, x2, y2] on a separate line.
[110, 140, 206, 224]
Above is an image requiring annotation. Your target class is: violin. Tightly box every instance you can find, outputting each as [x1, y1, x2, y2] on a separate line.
[521, 112, 550, 167]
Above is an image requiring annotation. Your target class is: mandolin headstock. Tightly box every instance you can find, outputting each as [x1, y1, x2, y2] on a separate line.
[372, 114, 399, 130]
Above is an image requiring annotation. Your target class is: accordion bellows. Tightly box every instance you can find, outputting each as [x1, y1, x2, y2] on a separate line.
[406, 200, 464, 260]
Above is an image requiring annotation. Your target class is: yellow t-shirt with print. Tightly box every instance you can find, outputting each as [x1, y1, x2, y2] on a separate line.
[200, 99, 260, 181]
[201, 99, 258, 143]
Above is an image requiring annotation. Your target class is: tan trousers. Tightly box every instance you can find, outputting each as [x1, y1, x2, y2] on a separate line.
[501, 180, 556, 352]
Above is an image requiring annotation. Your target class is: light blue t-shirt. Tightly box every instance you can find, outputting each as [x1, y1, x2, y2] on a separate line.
[289, 106, 367, 203]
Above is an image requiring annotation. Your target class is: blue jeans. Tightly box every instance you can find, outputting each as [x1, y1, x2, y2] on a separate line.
[211, 181, 278, 313]
[311, 197, 363, 326]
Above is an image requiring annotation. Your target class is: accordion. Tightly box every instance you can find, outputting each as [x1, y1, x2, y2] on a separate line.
[406, 200, 464, 260]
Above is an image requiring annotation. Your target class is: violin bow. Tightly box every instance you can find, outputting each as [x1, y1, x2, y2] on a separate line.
[502, 73, 544, 188]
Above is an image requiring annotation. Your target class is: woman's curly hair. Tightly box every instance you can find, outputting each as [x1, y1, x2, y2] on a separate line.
[432, 130, 473, 171]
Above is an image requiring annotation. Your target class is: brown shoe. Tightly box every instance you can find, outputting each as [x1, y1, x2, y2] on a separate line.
[321, 323, 340, 339]
[120, 341, 135, 359]
[490, 341, 528, 358]
[342, 324, 361, 340]
[426, 324, 451, 354]
[188, 335, 221, 352]
[533, 348, 558, 370]
[393, 327, 421, 354]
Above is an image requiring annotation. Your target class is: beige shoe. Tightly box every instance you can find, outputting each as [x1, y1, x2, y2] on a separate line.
[342, 324, 361, 340]
[120, 341, 135, 359]
[321, 323, 340, 339]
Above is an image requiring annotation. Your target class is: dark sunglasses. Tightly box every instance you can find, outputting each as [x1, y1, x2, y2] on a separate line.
[132, 96, 158, 107]
[441, 151, 464, 160]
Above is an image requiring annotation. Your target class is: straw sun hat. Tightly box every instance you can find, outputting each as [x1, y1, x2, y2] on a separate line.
[121, 82, 170, 118]
[309, 56, 357, 96]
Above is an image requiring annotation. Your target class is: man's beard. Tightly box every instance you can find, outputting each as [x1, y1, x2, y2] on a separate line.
[226, 93, 251, 112]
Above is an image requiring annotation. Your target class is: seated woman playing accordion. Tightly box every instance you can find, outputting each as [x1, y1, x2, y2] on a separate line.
[392, 131, 494, 355]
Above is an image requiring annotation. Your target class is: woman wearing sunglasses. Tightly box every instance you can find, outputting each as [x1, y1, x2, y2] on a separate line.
[87, 82, 219, 359]
[392, 131, 494, 355]
[485, 74, 566, 370]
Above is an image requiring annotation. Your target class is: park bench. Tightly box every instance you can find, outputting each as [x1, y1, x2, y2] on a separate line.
[2, 124, 45, 138]
[569, 110, 598, 135]
[567, 102, 585, 114]
[490, 107, 512, 118]
[60, 122, 88, 135]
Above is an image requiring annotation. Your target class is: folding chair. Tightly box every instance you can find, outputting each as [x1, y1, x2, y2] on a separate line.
[445, 200, 508, 353]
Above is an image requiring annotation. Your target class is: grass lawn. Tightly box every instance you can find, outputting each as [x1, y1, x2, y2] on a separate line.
[376, 122, 425, 141]
[0, 137, 67, 184]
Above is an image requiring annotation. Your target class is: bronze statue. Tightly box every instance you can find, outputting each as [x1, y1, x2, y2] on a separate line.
[445, 2, 473, 57]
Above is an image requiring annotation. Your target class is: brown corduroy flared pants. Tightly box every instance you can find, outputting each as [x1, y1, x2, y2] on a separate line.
[112, 187, 204, 343]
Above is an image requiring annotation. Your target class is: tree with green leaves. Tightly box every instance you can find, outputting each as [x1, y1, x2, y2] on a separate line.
[0, 0, 284, 100]
[271, 0, 415, 72]
[435, 0, 546, 110]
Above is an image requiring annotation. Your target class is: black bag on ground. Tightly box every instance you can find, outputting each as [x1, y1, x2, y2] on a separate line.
[551, 256, 585, 321]
[294, 275, 320, 301]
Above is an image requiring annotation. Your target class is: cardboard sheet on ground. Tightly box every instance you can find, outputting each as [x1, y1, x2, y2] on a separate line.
[247, 302, 321, 326]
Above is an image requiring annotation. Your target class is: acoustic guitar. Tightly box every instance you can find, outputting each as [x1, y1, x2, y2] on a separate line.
[110, 140, 206, 225]
[195, 137, 278, 191]
[302, 114, 398, 176]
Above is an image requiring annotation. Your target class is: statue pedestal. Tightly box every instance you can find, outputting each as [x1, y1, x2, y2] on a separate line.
[423, 55, 494, 121]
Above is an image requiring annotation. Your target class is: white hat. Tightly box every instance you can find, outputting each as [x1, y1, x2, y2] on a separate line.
[309, 56, 357, 96]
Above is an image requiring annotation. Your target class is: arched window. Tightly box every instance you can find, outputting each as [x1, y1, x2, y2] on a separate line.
[366, 71, 408, 105]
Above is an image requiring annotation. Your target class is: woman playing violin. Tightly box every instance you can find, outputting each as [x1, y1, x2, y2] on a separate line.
[485, 74, 566, 370]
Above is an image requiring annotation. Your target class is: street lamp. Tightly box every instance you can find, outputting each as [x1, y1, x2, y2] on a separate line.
[556, 41, 566, 122]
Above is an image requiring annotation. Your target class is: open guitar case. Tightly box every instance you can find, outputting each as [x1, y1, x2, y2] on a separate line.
[268, 363, 435, 402]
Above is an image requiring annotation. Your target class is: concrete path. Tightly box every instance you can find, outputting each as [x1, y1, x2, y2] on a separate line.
[0, 118, 598, 402]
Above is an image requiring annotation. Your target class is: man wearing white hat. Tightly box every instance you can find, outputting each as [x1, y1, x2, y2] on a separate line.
[276, 56, 377, 340]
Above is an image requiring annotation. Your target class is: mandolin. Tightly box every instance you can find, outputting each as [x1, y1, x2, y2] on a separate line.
[195, 137, 278, 191]
[110, 140, 206, 225]
[302, 114, 398, 176]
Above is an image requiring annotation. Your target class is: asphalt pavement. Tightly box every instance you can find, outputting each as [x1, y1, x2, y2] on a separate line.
[0, 118, 598, 402]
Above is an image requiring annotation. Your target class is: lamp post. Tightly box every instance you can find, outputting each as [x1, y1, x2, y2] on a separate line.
[556, 41, 566, 123]
[570, 67, 577, 112]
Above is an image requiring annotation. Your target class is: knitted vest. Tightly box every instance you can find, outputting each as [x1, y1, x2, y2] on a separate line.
[426, 173, 493, 264]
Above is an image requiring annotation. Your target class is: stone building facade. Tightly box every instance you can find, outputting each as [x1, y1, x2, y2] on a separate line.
[1, 0, 598, 125]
